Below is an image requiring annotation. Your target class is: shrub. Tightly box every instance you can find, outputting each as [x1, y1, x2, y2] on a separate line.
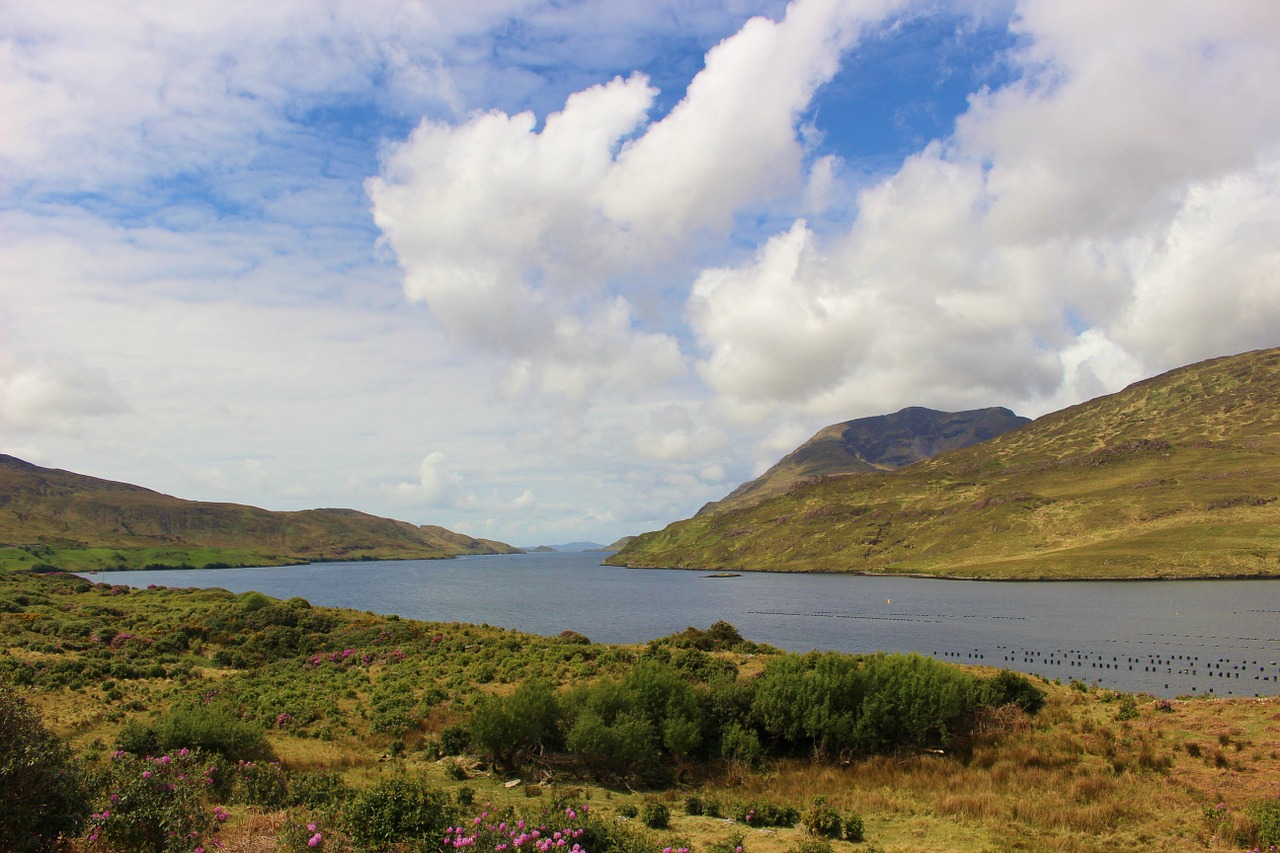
[618, 803, 639, 818]
[239, 591, 273, 612]
[801, 798, 841, 838]
[565, 710, 664, 784]
[140, 705, 270, 762]
[1248, 796, 1280, 847]
[439, 723, 469, 755]
[733, 801, 800, 828]
[289, 770, 351, 811]
[720, 723, 762, 768]
[0, 683, 91, 852]
[683, 796, 704, 816]
[842, 813, 864, 842]
[984, 670, 1046, 714]
[469, 679, 560, 772]
[341, 777, 451, 852]
[642, 801, 670, 829]
[231, 759, 289, 808]
[85, 750, 222, 853]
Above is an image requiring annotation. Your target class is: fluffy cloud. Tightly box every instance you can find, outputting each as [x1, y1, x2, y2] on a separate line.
[689, 0, 1280, 420]
[397, 452, 463, 507]
[368, 0, 905, 400]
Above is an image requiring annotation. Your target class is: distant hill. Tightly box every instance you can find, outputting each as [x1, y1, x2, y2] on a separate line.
[519, 542, 609, 553]
[700, 406, 1029, 515]
[0, 456, 519, 571]
[608, 348, 1280, 579]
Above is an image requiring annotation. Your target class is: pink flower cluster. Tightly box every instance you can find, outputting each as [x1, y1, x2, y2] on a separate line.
[445, 807, 588, 853]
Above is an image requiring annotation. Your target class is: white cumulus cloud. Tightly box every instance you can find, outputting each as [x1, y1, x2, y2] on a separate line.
[367, 0, 906, 401]
[688, 0, 1280, 421]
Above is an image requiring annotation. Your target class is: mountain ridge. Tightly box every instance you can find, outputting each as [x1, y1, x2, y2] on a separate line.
[700, 406, 1030, 515]
[0, 456, 518, 571]
[607, 347, 1280, 579]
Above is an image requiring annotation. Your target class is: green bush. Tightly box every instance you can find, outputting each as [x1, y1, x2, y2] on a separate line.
[117, 705, 270, 763]
[618, 803, 639, 818]
[1248, 796, 1280, 846]
[984, 670, 1046, 714]
[439, 723, 469, 755]
[289, 770, 351, 811]
[0, 683, 91, 852]
[753, 652, 988, 758]
[239, 591, 273, 612]
[469, 679, 560, 772]
[566, 710, 664, 784]
[720, 722, 762, 767]
[641, 801, 670, 829]
[733, 801, 800, 828]
[801, 798, 841, 838]
[842, 812, 865, 842]
[342, 777, 452, 852]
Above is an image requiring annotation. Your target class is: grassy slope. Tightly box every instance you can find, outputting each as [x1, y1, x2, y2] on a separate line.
[609, 348, 1280, 578]
[3, 569, 1277, 852]
[0, 456, 519, 570]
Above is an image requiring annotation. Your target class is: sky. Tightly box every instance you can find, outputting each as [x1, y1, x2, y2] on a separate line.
[2, 0, 1279, 548]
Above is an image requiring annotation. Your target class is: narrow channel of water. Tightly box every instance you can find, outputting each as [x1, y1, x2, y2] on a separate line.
[88, 552, 1280, 698]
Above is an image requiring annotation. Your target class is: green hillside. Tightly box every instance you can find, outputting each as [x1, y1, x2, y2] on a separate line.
[608, 347, 1280, 579]
[0, 456, 518, 571]
[700, 406, 1029, 515]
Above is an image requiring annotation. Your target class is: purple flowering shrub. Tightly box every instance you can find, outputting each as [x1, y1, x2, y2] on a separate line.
[85, 749, 222, 853]
[444, 804, 589, 853]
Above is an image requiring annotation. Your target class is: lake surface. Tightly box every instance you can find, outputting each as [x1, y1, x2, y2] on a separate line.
[87, 552, 1280, 698]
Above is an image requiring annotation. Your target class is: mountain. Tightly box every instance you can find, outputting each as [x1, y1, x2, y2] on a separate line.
[700, 406, 1030, 515]
[0, 456, 519, 571]
[519, 541, 607, 552]
[607, 347, 1280, 579]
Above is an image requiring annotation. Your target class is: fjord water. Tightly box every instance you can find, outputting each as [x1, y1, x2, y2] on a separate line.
[93, 551, 1280, 698]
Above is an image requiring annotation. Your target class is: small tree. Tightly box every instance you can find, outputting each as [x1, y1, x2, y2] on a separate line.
[468, 679, 559, 772]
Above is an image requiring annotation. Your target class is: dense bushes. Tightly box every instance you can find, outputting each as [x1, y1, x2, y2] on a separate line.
[462, 642, 1043, 783]
[117, 704, 270, 762]
[753, 651, 993, 758]
[0, 682, 91, 852]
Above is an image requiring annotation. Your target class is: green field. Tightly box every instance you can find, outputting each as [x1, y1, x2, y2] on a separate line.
[3, 567, 1279, 852]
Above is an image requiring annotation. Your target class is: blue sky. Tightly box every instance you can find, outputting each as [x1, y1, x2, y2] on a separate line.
[3, 1, 1279, 547]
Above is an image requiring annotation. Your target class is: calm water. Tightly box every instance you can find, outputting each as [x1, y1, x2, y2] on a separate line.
[87, 552, 1280, 698]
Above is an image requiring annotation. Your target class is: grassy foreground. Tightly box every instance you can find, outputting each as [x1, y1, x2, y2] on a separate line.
[2, 569, 1278, 852]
